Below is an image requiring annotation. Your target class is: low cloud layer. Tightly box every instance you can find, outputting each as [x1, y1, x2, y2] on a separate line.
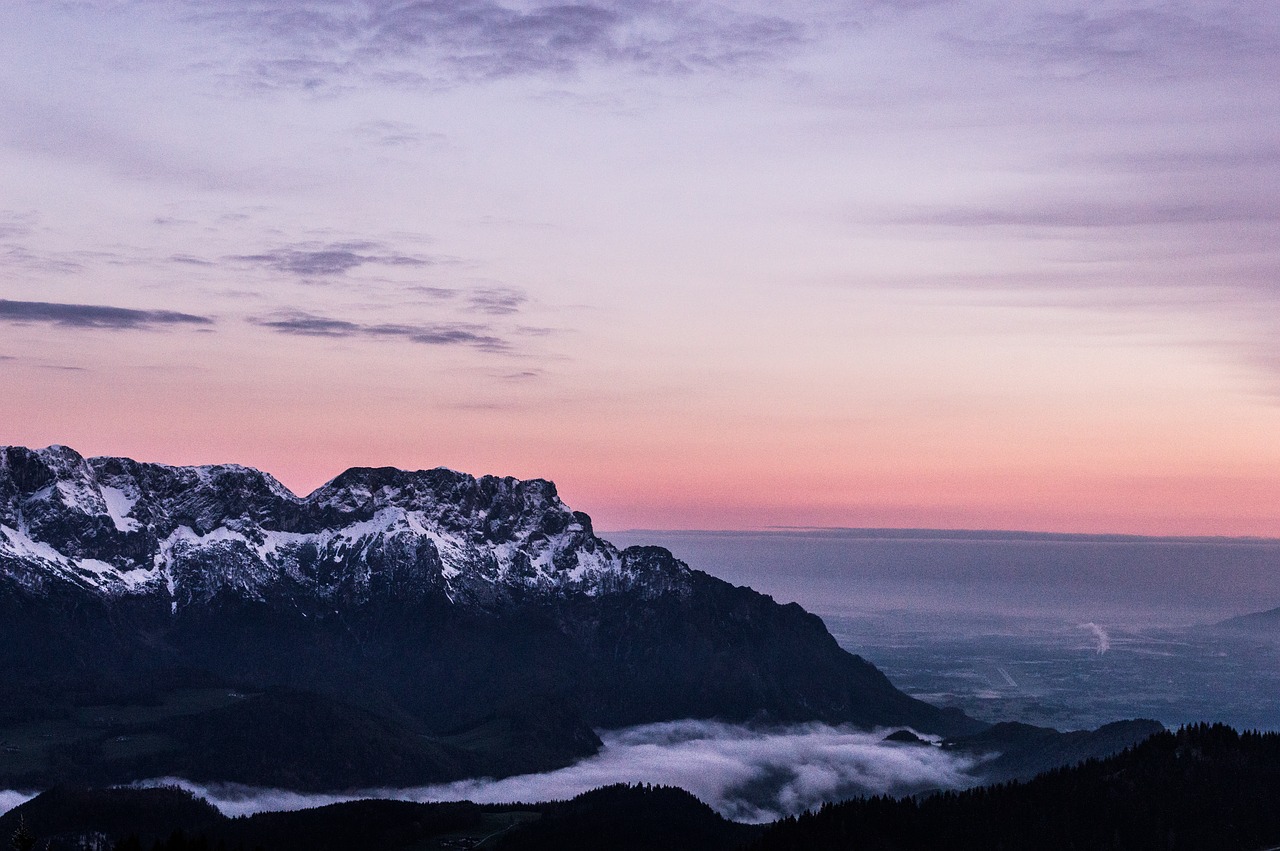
[136, 721, 984, 824]
[0, 791, 35, 817]
[0, 299, 213, 330]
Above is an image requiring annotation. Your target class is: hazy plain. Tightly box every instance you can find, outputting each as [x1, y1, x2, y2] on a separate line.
[610, 529, 1280, 731]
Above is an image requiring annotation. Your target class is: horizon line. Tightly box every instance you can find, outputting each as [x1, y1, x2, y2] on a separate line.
[600, 526, 1280, 545]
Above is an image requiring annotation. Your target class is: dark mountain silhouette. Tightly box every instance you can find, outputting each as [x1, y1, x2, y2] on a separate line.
[942, 718, 1165, 783]
[754, 723, 1280, 851]
[493, 784, 761, 851]
[1214, 605, 1280, 633]
[0, 787, 488, 851]
[0, 444, 978, 789]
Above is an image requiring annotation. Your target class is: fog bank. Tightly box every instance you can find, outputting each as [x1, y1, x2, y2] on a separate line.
[607, 529, 1280, 623]
[0, 790, 35, 817]
[135, 720, 985, 823]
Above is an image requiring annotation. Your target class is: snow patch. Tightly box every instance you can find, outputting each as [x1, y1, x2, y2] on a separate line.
[0, 524, 70, 565]
[257, 529, 310, 559]
[56, 481, 96, 514]
[567, 547, 620, 586]
[100, 486, 141, 532]
[0, 525, 157, 593]
[335, 508, 405, 542]
[160, 525, 253, 552]
[78, 558, 118, 578]
[118, 567, 158, 589]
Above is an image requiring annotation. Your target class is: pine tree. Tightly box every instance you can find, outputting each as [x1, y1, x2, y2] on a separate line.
[10, 816, 35, 851]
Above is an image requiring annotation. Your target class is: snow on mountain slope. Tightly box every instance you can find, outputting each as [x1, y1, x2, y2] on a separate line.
[0, 445, 688, 611]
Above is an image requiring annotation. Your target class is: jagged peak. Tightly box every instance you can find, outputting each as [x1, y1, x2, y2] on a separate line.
[308, 464, 563, 514]
[89, 455, 299, 502]
[1, 446, 568, 513]
[0, 445, 673, 608]
[2, 444, 94, 490]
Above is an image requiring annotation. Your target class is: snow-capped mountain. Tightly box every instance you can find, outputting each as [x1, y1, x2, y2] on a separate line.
[0, 445, 684, 611]
[0, 444, 981, 791]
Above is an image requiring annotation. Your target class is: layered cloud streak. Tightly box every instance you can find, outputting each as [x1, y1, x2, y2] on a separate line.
[250, 311, 511, 352]
[0, 300, 213, 331]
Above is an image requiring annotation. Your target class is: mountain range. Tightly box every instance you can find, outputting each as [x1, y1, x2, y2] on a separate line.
[0, 444, 979, 789]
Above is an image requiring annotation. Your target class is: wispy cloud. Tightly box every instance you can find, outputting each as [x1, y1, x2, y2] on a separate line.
[230, 241, 436, 277]
[896, 199, 1280, 230]
[1070, 142, 1280, 176]
[189, 0, 805, 90]
[0, 299, 214, 330]
[0, 211, 36, 240]
[0, 211, 83, 274]
[171, 253, 216, 266]
[406, 285, 459, 300]
[0, 247, 82, 275]
[468, 287, 526, 315]
[250, 310, 510, 352]
[952, 6, 1275, 77]
[0, 94, 284, 193]
[137, 721, 983, 823]
[351, 120, 444, 148]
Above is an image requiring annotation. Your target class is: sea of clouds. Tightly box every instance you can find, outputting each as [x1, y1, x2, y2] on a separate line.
[21, 720, 996, 824]
[0, 790, 35, 817]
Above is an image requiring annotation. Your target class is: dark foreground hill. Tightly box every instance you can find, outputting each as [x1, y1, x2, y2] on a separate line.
[0, 444, 977, 789]
[0, 787, 495, 851]
[755, 724, 1280, 851]
[5, 726, 1280, 851]
[1214, 605, 1280, 633]
[941, 717, 1164, 783]
[0, 784, 751, 851]
[492, 784, 760, 851]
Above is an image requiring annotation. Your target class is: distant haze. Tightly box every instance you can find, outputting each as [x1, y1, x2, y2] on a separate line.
[606, 529, 1280, 623]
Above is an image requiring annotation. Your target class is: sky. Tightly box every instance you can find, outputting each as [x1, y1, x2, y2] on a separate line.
[0, 0, 1278, 536]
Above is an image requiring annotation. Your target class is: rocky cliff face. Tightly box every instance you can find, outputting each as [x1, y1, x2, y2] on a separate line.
[0, 445, 683, 611]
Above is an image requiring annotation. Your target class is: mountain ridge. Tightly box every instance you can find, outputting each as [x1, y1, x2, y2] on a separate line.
[0, 444, 981, 789]
[1, 444, 673, 610]
[1212, 605, 1280, 632]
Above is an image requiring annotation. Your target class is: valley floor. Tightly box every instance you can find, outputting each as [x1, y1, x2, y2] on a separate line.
[827, 611, 1280, 731]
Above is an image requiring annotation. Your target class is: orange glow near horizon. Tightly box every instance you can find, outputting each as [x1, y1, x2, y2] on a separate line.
[2, 1, 1279, 539]
[4, 329, 1277, 538]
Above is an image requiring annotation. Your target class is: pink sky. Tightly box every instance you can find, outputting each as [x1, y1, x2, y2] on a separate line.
[1, 1, 1278, 536]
